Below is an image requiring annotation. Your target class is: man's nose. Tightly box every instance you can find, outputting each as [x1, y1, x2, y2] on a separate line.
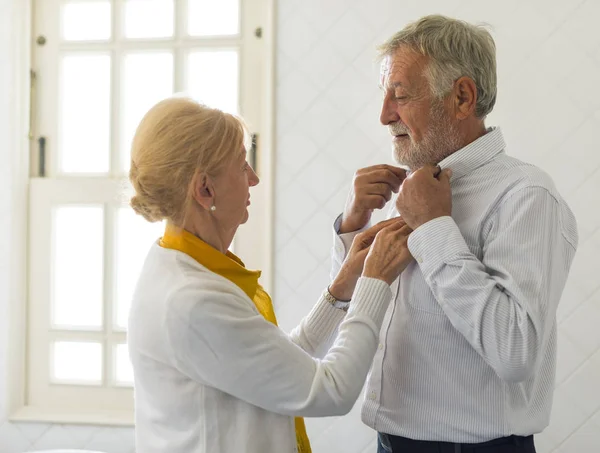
[380, 97, 400, 126]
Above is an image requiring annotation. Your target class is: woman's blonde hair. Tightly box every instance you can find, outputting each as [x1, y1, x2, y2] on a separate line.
[129, 97, 248, 224]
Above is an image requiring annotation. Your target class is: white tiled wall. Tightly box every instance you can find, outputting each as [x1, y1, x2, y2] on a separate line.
[274, 0, 600, 452]
[1, 0, 599, 452]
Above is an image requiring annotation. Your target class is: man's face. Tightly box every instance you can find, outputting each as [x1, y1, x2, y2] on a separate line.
[379, 47, 462, 170]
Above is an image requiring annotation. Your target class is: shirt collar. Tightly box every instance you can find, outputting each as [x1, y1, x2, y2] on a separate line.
[159, 223, 261, 300]
[437, 127, 506, 181]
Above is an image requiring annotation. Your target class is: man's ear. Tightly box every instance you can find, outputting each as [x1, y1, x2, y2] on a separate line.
[190, 172, 214, 211]
[452, 76, 478, 120]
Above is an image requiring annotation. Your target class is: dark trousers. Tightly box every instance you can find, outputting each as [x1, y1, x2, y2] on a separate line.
[377, 433, 536, 453]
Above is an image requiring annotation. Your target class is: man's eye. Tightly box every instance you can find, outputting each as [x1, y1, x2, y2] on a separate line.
[395, 96, 408, 101]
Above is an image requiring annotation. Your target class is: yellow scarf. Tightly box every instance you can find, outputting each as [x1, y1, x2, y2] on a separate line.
[160, 225, 312, 453]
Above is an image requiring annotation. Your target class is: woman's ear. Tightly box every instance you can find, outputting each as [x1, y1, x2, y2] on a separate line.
[191, 172, 214, 211]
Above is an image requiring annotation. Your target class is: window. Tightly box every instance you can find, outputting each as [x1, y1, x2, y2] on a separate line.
[19, 0, 273, 424]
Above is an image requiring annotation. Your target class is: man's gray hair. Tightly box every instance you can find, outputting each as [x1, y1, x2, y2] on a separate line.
[378, 15, 497, 119]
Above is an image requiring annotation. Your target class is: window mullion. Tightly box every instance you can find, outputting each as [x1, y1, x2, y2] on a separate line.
[174, 0, 186, 92]
[103, 203, 115, 388]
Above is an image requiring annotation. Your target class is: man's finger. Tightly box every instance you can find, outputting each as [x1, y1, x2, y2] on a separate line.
[365, 182, 393, 201]
[419, 164, 440, 178]
[415, 164, 452, 182]
[359, 164, 407, 179]
[360, 169, 404, 192]
[409, 164, 438, 181]
[356, 194, 388, 211]
[386, 165, 408, 179]
[438, 168, 453, 183]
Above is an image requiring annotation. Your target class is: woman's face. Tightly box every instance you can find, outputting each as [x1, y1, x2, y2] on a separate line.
[212, 148, 259, 230]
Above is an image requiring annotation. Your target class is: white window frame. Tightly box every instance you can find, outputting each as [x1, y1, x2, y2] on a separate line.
[9, 0, 275, 425]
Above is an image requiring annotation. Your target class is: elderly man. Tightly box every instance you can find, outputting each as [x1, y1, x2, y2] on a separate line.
[328, 15, 578, 453]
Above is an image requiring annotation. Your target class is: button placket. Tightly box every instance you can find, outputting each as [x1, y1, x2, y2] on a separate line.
[371, 276, 402, 427]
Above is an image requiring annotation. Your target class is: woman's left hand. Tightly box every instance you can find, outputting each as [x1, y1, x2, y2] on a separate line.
[329, 217, 407, 301]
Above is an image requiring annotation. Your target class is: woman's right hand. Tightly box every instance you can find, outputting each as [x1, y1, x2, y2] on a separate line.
[363, 220, 414, 285]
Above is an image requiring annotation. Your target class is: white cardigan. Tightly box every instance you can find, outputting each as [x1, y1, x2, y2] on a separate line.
[128, 242, 392, 453]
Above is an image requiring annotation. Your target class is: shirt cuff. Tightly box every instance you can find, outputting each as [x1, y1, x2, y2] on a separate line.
[333, 213, 370, 258]
[407, 216, 471, 278]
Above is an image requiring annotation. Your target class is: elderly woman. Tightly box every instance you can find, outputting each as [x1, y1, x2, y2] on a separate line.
[127, 97, 413, 453]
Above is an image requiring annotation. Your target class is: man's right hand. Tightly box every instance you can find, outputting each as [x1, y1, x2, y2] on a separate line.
[339, 164, 407, 234]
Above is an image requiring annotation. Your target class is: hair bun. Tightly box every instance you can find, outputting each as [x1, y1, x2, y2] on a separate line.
[130, 194, 165, 223]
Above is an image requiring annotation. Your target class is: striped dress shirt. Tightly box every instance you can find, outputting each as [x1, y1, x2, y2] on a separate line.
[331, 127, 578, 443]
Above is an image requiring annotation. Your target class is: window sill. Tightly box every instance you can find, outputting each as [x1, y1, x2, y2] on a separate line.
[10, 406, 134, 426]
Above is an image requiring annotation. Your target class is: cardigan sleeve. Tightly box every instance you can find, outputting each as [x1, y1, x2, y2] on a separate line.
[165, 276, 391, 417]
[288, 213, 372, 359]
[287, 294, 348, 359]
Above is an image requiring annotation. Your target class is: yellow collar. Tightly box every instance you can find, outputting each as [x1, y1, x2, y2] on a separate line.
[159, 224, 261, 300]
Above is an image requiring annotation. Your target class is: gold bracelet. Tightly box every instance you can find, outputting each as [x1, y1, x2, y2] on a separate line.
[324, 287, 350, 312]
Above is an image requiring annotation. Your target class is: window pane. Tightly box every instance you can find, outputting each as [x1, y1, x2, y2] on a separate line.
[125, 0, 174, 39]
[62, 1, 111, 41]
[188, 0, 239, 36]
[53, 206, 104, 329]
[60, 54, 111, 173]
[187, 50, 239, 114]
[115, 344, 134, 385]
[121, 52, 174, 173]
[52, 341, 103, 384]
[114, 208, 164, 330]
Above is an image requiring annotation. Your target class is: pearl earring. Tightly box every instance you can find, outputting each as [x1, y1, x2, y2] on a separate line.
[210, 205, 216, 212]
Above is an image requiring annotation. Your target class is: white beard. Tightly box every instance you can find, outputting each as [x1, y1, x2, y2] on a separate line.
[391, 103, 463, 170]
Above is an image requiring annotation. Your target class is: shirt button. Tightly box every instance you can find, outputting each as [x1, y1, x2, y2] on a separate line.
[416, 257, 423, 264]
[369, 391, 377, 401]
[378, 343, 383, 350]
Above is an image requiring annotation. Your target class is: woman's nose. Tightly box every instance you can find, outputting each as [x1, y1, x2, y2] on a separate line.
[249, 167, 260, 186]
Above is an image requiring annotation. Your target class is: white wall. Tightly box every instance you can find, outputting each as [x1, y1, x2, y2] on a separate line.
[1, 0, 599, 452]
[273, 0, 600, 453]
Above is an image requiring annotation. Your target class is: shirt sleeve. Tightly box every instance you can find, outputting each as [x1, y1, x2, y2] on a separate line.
[165, 276, 392, 417]
[330, 214, 369, 281]
[407, 187, 578, 383]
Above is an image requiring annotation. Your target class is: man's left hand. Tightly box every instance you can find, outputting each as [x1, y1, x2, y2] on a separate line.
[395, 165, 453, 230]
